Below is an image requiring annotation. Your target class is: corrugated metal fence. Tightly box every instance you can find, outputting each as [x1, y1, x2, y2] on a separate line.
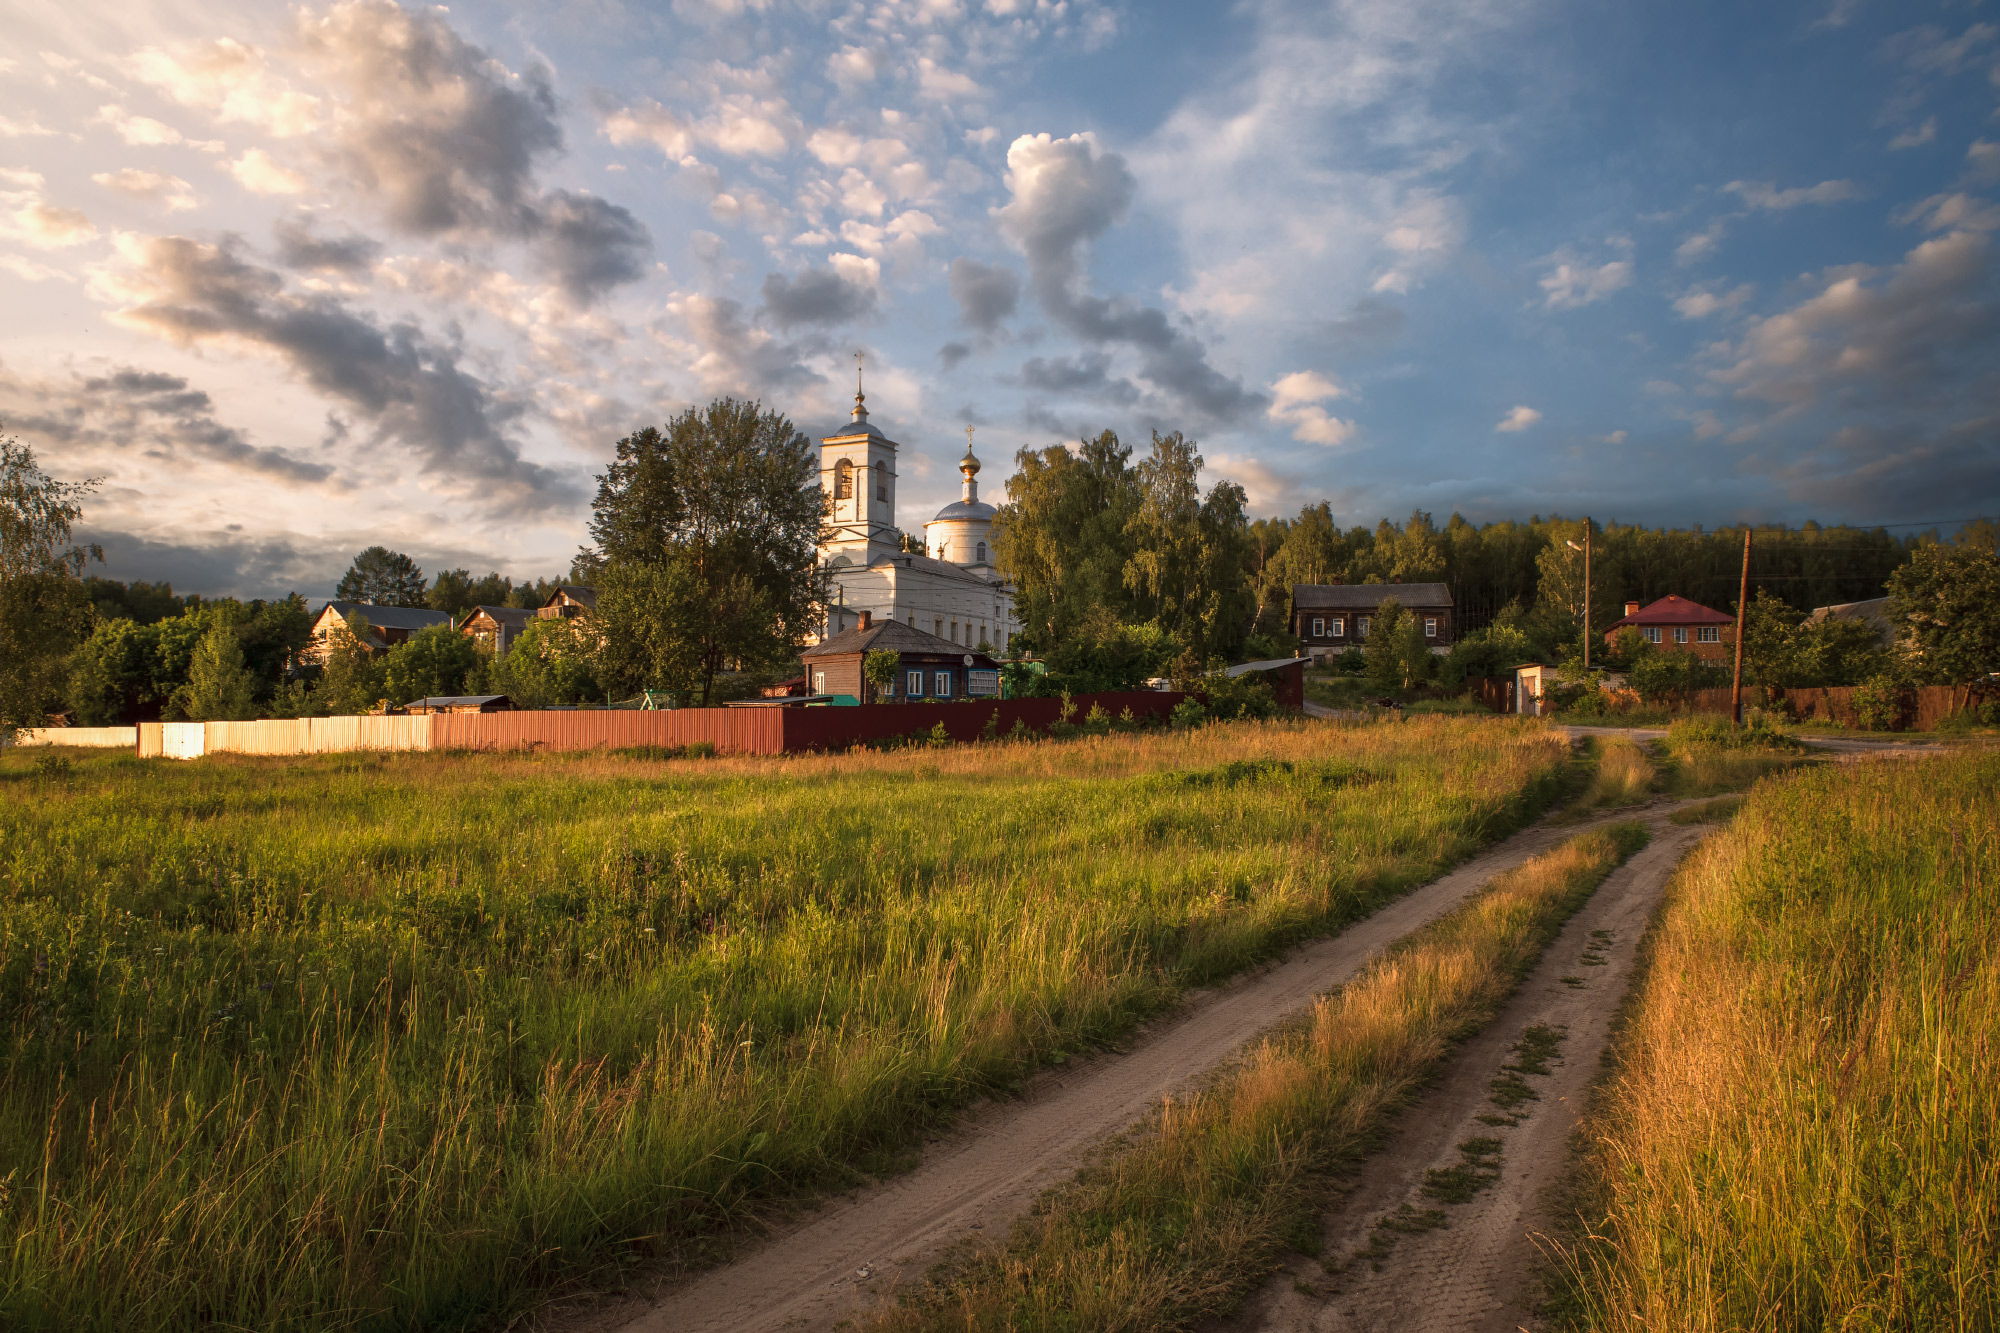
[8, 726, 137, 749]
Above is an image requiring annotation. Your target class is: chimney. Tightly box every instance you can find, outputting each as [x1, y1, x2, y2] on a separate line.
[1624, 601, 1640, 617]
[858, 609, 873, 630]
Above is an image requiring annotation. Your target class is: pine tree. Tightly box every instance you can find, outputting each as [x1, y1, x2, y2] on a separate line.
[171, 616, 258, 721]
[336, 546, 428, 607]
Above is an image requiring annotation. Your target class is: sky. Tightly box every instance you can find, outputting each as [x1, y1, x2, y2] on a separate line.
[3, 0, 1998, 599]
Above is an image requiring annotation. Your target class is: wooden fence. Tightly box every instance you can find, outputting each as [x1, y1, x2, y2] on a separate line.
[7, 726, 137, 749]
[121, 691, 1189, 759]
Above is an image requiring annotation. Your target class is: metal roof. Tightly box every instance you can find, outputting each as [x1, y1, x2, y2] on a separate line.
[544, 584, 596, 609]
[803, 616, 1001, 661]
[929, 498, 997, 523]
[1223, 657, 1305, 678]
[461, 604, 533, 628]
[1291, 583, 1454, 609]
[317, 601, 453, 632]
[404, 695, 512, 709]
[1605, 594, 1733, 629]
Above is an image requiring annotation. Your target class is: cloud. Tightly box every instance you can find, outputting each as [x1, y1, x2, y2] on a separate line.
[1724, 179, 1861, 211]
[99, 233, 573, 508]
[1603, 430, 1629, 444]
[128, 35, 322, 137]
[93, 168, 198, 211]
[598, 93, 796, 163]
[1539, 246, 1633, 309]
[228, 148, 310, 195]
[939, 340, 972, 369]
[0, 114, 58, 137]
[272, 217, 381, 272]
[0, 176, 98, 249]
[1495, 405, 1542, 432]
[994, 131, 1261, 424]
[0, 254, 75, 283]
[1889, 118, 1938, 151]
[948, 256, 1018, 331]
[760, 261, 878, 326]
[536, 192, 652, 302]
[1676, 217, 1729, 265]
[1266, 370, 1356, 446]
[1707, 227, 2000, 411]
[1966, 140, 2000, 185]
[1886, 22, 1997, 78]
[1019, 350, 1137, 403]
[1673, 282, 1755, 319]
[94, 105, 224, 153]
[0, 365, 334, 485]
[664, 292, 822, 394]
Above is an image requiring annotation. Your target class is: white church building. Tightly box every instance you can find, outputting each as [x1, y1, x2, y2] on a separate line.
[815, 387, 1016, 652]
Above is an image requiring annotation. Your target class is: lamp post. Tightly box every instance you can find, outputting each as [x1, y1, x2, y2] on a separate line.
[1566, 521, 1592, 672]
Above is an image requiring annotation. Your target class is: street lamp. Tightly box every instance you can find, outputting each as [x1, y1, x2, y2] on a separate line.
[1565, 526, 1592, 671]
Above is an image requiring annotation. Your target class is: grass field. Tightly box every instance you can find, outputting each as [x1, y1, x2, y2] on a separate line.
[1564, 752, 2000, 1330]
[0, 717, 1571, 1333]
[866, 822, 1650, 1332]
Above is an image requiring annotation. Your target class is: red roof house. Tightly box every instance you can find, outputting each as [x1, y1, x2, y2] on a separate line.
[1604, 595, 1734, 661]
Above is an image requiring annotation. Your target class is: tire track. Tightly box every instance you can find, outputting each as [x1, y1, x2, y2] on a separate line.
[552, 804, 1688, 1333]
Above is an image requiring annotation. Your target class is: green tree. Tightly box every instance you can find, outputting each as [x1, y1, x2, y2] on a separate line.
[1741, 588, 1888, 688]
[0, 433, 100, 735]
[487, 614, 602, 707]
[380, 624, 485, 704]
[587, 399, 826, 705]
[1364, 597, 1410, 691]
[991, 430, 1142, 650]
[1886, 543, 2000, 690]
[170, 613, 258, 721]
[336, 546, 428, 607]
[427, 568, 516, 617]
[1122, 430, 1254, 661]
[863, 648, 900, 703]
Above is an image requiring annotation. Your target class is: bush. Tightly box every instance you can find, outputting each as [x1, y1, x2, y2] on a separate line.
[1169, 699, 1209, 728]
[609, 742, 717, 761]
[1850, 675, 1908, 732]
[1665, 715, 1800, 752]
[1332, 647, 1366, 674]
[1630, 652, 1727, 705]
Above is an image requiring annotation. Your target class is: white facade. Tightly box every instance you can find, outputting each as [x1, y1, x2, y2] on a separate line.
[817, 393, 1016, 652]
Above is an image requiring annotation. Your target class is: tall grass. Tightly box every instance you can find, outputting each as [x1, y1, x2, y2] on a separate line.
[1575, 738, 1656, 812]
[1567, 754, 2000, 1330]
[868, 822, 1650, 1333]
[0, 717, 1569, 1332]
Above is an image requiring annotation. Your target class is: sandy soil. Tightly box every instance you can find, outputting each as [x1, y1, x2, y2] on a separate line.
[1223, 810, 1708, 1333]
[544, 806, 1666, 1333]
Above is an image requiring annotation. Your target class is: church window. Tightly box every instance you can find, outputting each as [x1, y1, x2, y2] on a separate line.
[875, 461, 887, 501]
[907, 669, 923, 696]
[834, 459, 853, 499]
[935, 671, 953, 697]
[976, 541, 986, 563]
[934, 616, 943, 637]
[950, 621, 958, 642]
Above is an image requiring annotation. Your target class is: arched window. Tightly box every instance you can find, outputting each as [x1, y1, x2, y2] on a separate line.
[874, 461, 887, 501]
[976, 541, 987, 563]
[834, 458, 853, 499]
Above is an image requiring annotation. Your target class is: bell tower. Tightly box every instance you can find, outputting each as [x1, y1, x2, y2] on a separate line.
[819, 355, 899, 565]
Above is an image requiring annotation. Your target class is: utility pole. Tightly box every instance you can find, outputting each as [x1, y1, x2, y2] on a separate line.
[1731, 526, 1750, 726]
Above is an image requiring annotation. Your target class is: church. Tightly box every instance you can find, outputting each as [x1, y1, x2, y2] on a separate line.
[814, 384, 1017, 653]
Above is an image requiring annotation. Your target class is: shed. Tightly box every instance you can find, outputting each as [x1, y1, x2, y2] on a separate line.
[801, 611, 1001, 702]
[402, 695, 514, 715]
[1221, 657, 1307, 710]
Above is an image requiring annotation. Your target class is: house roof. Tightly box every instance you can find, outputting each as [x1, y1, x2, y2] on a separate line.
[1223, 657, 1304, 678]
[544, 584, 596, 609]
[405, 695, 511, 710]
[803, 616, 1000, 661]
[842, 550, 1000, 589]
[1606, 594, 1734, 629]
[1292, 582, 1454, 610]
[461, 604, 533, 629]
[316, 601, 453, 632]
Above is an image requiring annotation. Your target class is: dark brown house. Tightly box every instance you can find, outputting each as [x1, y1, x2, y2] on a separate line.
[1291, 582, 1455, 659]
[459, 604, 532, 655]
[801, 611, 1001, 701]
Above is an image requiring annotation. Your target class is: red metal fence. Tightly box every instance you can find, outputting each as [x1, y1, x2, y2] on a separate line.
[431, 708, 783, 754]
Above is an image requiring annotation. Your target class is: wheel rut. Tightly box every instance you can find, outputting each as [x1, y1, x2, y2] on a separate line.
[549, 802, 1684, 1333]
[1225, 812, 1707, 1333]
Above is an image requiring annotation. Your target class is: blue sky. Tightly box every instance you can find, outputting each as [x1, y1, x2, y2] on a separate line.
[3, 0, 1997, 597]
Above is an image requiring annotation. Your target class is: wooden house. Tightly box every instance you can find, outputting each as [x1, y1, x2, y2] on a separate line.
[800, 611, 1001, 702]
[307, 601, 452, 661]
[1291, 582, 1456, 661]
[459, 604, 532, 655]
[538, 586, 596, 620]
[1603, 596, 1733, 661]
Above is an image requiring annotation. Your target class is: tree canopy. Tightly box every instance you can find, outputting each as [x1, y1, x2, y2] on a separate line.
[336, 547, 429, 608]
[1, 433, 100, 732]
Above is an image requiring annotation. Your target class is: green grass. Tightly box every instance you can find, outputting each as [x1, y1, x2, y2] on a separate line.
[1667, 796, 1743, 825]
[1561, 753, 2000, 1331]
[863, 822, 1650, 1332]
[0, 717, 1572, 1333]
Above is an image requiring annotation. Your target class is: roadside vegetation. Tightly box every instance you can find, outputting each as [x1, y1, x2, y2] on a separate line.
[0, 716, 1570, 1333]
[866, 823, 1650, 1333]
[1563, 753, 1999, 1330]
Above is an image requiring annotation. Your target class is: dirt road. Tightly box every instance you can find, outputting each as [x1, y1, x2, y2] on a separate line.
[1225, 810, 1708, 1333]
[560, 806, 1672, 1333]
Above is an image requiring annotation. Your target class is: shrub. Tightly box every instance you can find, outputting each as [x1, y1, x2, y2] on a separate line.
[1665, 715, 1800, 752]
[1170, 699, 1209, 728]
[1850, 675, 1907, 732]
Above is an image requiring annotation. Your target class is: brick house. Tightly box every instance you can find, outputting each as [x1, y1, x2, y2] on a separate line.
[1291, 583, 1455, 660]
[801, 611, 1001, 702]
[1603, 595, 1734, 661]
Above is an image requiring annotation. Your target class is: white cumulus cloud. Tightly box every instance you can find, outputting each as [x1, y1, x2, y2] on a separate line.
[1267, 370, 1356, 446]
[1495, 405, 1542, 432]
